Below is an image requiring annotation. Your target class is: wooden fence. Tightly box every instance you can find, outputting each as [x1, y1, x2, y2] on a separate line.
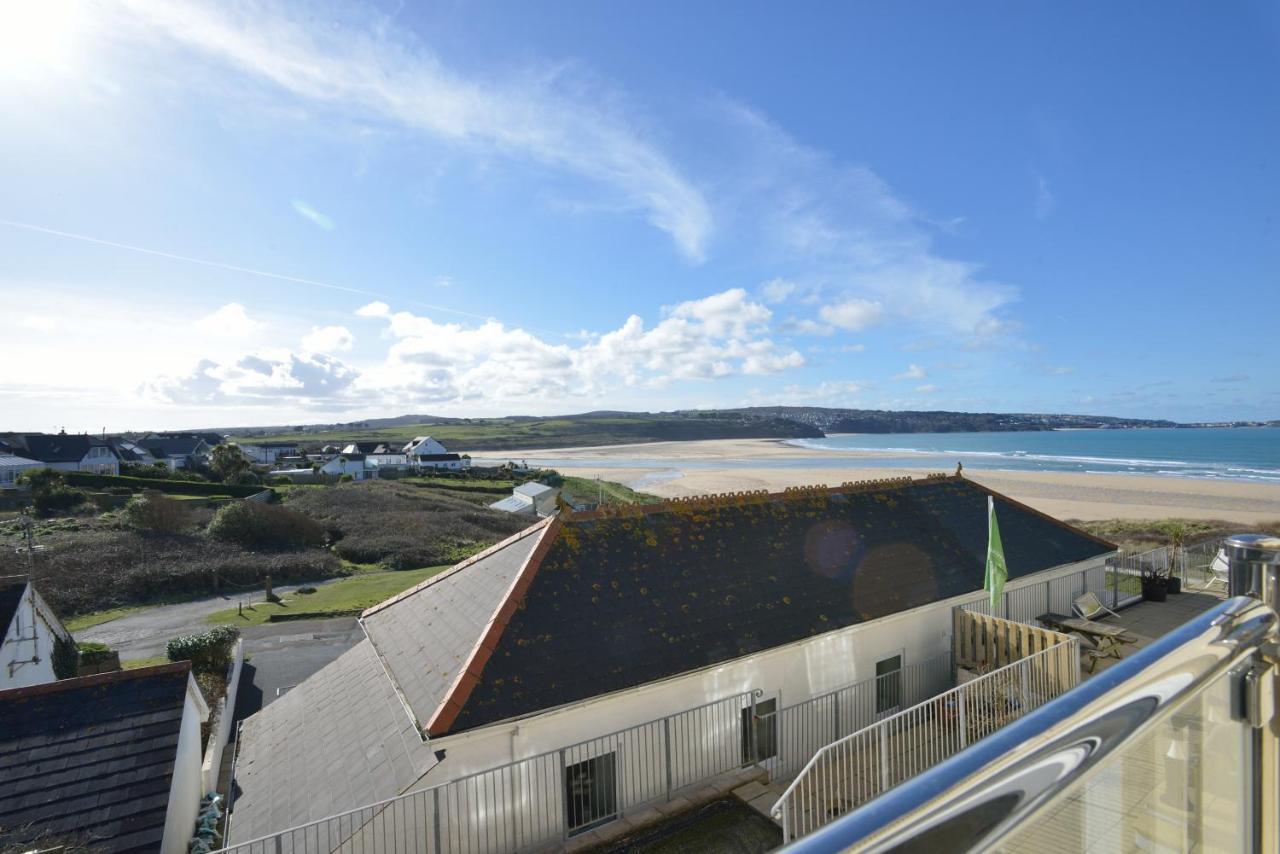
[953, 608, 1072, 673]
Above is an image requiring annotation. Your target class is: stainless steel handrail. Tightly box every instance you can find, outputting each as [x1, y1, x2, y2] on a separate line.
[783, 595, 1276, 853]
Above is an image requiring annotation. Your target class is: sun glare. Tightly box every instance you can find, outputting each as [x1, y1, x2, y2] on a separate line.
[0, 0, 87, 80]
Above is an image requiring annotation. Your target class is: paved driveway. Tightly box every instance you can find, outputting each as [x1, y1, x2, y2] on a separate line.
[236, 618, 366, 714]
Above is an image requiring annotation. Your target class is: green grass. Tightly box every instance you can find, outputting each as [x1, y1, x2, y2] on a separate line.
[561, 475, 660, 506]
[205, 565, 450, 625]
[64, 604, 156, 632]
[122, 655, 169, 670]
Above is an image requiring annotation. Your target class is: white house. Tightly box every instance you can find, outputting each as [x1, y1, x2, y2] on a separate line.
[341, 442, 410, 468]
[0, 454, 44, 488]
[320, 453, 376, 480]
[226, 474, 1116, 847]
[0, 578, 75, 690]
[136, 434, 214, 471]
[2, 433, 119, 475]
[489, 481, 560, 517]
[0, 662, 210, 854]
[404, 436, 469, 470]
[236, 442, 300, 464]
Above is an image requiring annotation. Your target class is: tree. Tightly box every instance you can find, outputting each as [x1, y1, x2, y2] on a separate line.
[209, 444, 251, 484]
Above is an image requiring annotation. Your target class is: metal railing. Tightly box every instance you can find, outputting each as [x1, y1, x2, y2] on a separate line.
[957, 562, 1108, 622]
[215, 690, 759, 854]
[1105, 538, 1223, 607]
[782, 595, 1276, 853]
[771, 637, 1079, 843]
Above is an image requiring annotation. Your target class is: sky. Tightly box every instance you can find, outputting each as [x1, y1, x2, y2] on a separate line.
[1, 0, 1277, 431]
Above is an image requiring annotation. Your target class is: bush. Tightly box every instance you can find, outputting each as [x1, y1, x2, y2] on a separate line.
[63, 471, 270, 498]
[167, 625, 240, 673]
[206, 501, 325, 550]
[124, 490, 193, 534]
[76, 641, 115, 666]
[121, 462, 209, 482]
[33, 484, 87, 516]
[338, 473, 354, 483]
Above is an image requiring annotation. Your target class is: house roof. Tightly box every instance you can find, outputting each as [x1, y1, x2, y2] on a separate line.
[0, 663, 195, 854]
[4, 434, 115, 464]
[363, 475, 1113, 737]
[344, 442, 400, 454]
[0, 455, 43, 469]
[488, 495, 535, 514]
[0, 579, 26, 638]
[226, 639, 437, 844]
[514, 482, 556, 498]
[137, 436, 208, 457]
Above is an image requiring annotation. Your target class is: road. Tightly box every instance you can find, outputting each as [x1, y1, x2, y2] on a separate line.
[77, 579, 340, 659]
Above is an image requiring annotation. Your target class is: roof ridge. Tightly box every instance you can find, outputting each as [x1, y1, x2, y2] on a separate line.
[965, 478, 1119, 551]
[0, 661, 190, 701]
[565, 473, 953, 521]
[425, 516, 563, 736]
[361, 516, 555, 618]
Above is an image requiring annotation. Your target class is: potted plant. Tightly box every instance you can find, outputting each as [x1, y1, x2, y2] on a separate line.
[1141, 565, 1169, 602]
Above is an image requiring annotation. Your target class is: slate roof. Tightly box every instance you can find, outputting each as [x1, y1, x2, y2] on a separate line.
[489, 495, 535, 514]
[0, 455, 43, 469]
[514, 482, 556, 498]
[227, 639, 438, 844]
[344, 442, 399, 454]
[137, 435, 211, 458]
[4, 434, 114, 464]
[0, 663, 193, 853]
[365, 475, 1113, 737]
[362, 522, 552, 735]
[0, 579, 26, 638]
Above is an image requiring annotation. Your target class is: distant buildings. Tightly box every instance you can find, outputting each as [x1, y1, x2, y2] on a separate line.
[135, 433, 216, 471]
[488, 481, 560, 517]
[403, 436, 468, 470]
[0, 431, 120, 475]
[236, 441, 299, 464]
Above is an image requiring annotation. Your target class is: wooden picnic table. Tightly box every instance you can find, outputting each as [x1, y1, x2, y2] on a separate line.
[1037, 612, 1137, 672]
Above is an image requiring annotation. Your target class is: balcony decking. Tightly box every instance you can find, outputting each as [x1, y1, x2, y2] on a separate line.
[1087, 589, 1226, 676]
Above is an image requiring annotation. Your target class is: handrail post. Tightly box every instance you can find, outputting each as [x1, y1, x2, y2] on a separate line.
[958, 687, 968, 748]
[432, 787, 441, 854]
[878, 723, 890, 791]
[749, 694, 759, 765]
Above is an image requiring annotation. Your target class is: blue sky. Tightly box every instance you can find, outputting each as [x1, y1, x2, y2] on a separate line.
[1, 0, 1276, 430]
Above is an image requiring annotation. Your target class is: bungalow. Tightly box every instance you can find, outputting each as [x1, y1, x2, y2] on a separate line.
[136, 434, 213, 471]
[109, 438, 162, 468]
[236, 441, 300, 464]
[225, 474, 1115, 847]
[1, 432, 120, 475]
[489, 481, 560, 517]
[404, 435, 469, 470]
[0, 662, 210, 854]
[0, 577, 75, 690]
[0, 454, 44, 488]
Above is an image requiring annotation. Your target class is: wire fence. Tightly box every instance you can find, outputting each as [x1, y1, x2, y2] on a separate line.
[771, 638, 1079, 842]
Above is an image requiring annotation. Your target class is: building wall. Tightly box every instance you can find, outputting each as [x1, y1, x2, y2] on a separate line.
[1, 585, 71, 690]
[160, 683, 209, 854]
[422, 554, 1107, 785]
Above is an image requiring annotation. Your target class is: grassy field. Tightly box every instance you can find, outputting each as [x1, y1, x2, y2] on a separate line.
[229, 412, 819, 451]
[205, 565, 448, 625]
[560, 475, 660, 506]
[1073, 517, 1280, 552]
[64, 604, 156, 632]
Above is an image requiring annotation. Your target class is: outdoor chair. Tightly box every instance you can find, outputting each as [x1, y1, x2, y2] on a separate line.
[1072, 592, 1120, 621]
[1193, 550, 1230, 592]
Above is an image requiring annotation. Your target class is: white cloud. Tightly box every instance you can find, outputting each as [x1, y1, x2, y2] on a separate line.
[760, 278, 796, 303]
[146, 351, 359, 406]
[838, 343, 866, 353]
[434, 276, 454, 289]
[1035, 173, 1055, 220]
[195, 302, 263, 337]
[894, 363, 927, 381]
[291, 199, 335, 230]
[820, 298, 884, 331]
[915, 383, 938, 393]
[356, 301, 391, 318]
[118, 0, 712, 259]
[301, 325, 354, 353]
[780, 317, 834, 336]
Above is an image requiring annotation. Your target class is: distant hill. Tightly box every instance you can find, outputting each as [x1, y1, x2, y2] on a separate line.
[722, 407, 1182, 434]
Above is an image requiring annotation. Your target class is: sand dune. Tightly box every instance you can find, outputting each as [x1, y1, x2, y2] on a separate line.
[478, 438, 1280, 525]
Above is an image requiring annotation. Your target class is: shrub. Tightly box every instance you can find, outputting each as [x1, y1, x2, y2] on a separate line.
[53, 635, 80, 679]
[121, 462, 209, 482]
[76, 641, 115, 666]
[63, 471, 270, 498]
[33, 484, 87, 516]
[167, 625, 240, 673]
[338, 473, 354, 483]
[124, 490, 193, 534]
[207, 501, 325, 549]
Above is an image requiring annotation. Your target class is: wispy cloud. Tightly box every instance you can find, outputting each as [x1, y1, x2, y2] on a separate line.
[195, 302, 263, 337]
[1034, 173, 1055, 220]
[894, 363, 927, 381]
[118, 0, 712, 259]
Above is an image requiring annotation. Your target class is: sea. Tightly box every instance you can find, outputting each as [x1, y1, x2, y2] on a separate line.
[503, 427, 1280, 485]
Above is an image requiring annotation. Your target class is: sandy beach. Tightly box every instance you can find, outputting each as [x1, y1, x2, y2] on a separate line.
[478, 438, 1280, 524]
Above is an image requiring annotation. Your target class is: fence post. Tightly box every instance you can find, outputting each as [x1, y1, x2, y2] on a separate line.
[832, 693, 841, 743]
[432, 787, 442, 854]
[749, 694, 759, 765]
[958, 688, 968, 748]
[1019, 658, 1031, 709]
[1001, 590, 1009, 619]
[878, 723, 890, 791]
[560, 748, 570, 842]
[663, 717, 673, 802]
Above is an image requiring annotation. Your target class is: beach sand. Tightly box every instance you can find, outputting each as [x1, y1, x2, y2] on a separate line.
[478, 438, 1280, 525]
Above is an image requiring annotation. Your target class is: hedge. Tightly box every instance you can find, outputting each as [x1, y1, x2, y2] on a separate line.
[167, 625, 241, 673]
[64, 472, 272, 498]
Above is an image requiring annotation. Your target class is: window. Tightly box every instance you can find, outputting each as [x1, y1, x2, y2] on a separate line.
[564, 752, 617, 834]
[741, 697, 778, 763]
[876, 654, 903, 714]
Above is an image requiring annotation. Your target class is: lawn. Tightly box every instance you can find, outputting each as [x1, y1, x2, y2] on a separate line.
[64, 604, 156, 632]
[560, 475, 660, 506]
[205, 565, 449, 625]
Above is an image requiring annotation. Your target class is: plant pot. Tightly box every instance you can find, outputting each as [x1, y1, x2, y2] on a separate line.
[1142, 579, 1169, 602]
[1167, 576, 1182, 595]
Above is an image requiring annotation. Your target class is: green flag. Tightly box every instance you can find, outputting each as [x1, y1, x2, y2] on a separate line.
[985, 495, 1008, 611]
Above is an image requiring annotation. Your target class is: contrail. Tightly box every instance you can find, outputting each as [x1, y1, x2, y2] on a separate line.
[0, 217, 523, 328]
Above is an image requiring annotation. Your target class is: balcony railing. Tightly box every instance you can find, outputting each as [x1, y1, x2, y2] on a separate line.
[770, 636, 1079, 842]
[780, 595, 1278, 853]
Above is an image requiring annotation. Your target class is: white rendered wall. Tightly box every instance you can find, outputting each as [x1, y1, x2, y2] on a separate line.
[160, 682, 210, 854]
